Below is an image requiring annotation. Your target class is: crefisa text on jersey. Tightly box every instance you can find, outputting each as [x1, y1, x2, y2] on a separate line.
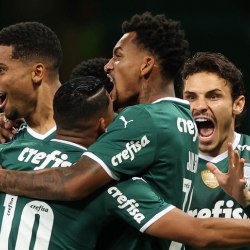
[111, 135, 150, 167]
[17, 147, 73, 170]
[108, 186, 145, 224]
[188, 199, 248, 219]
[177, 117, 198, 142]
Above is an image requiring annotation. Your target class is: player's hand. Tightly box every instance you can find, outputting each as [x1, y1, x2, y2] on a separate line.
[206, 142, 250, 207]
[0, 113, 24, 143]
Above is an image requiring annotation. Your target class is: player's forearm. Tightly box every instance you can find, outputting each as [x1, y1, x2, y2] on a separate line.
[146, 208, 250, 249]
[0, 167, 70, 200]
[194, 218, 250, 248]
[0, 156, 112, 201]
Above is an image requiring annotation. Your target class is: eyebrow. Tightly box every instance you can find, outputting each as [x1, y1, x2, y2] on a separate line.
[183, 88, 223, 95]
[113, 46, 122, 54]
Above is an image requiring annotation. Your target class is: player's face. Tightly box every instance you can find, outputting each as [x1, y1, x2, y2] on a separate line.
[0, 45, 36, 121]
[105, 32, 147, 109]
[183, 72, 243, 156]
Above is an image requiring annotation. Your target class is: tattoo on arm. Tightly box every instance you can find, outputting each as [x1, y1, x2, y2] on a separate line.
[0, 156, 112, 201]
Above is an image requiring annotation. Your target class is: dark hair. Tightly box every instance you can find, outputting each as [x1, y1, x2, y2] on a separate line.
[53, 76, 110, 130]
[181, 52, 246, 126]
[122, 11, 190, 79]
[70, 57, 113, 93]
[0, 22, 63, 70]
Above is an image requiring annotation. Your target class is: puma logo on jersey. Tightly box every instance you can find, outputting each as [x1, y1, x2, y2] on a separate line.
[108, 186, 145, 224]
[188, 200, 248, 219]
[111, 135, 150, 166]
[119, 116, 134, 128]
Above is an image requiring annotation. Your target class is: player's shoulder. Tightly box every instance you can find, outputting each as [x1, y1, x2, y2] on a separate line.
[239, 133, 250, 142]
[108, 105, 154, 131]
[2, 138, 45, 148]
[50, 139, 87, 152]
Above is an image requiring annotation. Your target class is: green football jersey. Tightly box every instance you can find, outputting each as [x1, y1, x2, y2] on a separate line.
[85, 98, 199, 249]
[0, 138, 174, 249]
[13, 123, 56, 142]
[187, 132, 250, 250]
[0, 138, 91, 249]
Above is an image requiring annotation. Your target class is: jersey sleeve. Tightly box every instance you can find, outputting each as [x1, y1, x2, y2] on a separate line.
[83, 106, 157, 180]
[103, 178, 175, 232]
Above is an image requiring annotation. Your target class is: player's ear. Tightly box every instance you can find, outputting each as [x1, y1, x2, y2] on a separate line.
[98, 118, 107, 134]
[233, 95, 245, 115]
[140, 56, 156, 78]
[31, 63, 45, 85]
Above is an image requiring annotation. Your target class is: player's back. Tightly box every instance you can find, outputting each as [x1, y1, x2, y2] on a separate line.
[0, 139, 103, 250]
[140, 98, 198, 210]
[90, 98, 199, 249]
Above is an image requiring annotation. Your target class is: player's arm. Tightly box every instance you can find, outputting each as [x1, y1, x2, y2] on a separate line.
[0, 155, 112, 200]
[146, 207, 250, 248]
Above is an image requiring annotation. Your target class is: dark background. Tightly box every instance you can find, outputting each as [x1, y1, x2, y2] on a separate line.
[0, 0, 249, 134]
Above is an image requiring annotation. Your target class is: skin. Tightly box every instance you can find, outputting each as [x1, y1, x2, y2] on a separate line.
[0, 31, 175, 201]
[207, 143, 250, 207]
[105, 32, 175, 108]
[0, 45, 61, 134]
[1, 32, 250, 248]
[183, 71, 250, 214]
[146, 203, 250, 249]
[183, 72, 245, 157]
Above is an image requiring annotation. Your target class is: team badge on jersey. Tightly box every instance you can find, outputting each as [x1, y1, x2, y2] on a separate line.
[201, 169, 219, 188]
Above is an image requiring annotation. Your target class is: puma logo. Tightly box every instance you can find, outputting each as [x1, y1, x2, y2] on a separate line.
[119, 116, 134, 128]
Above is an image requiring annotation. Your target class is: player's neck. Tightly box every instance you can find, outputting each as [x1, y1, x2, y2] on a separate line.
[55, 130, 98, 149]
[25, 80, 60, 134]
[139, 78, 175, 104]
[26, 116, 56, 135]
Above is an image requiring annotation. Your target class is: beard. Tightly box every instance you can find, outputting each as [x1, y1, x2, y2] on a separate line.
[5, 108, 20, 121]
[112, 99, 121, 113]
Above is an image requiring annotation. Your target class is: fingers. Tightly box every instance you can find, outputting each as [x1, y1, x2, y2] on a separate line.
[0, 116, 15, 143]
[0, 127, 15, 143]
[228, 142, 234, 172]
[206, 162, 221, 175]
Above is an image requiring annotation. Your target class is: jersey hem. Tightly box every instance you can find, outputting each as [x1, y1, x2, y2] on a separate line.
[139, 205, 175, 232]
[83, 152, 120, 180]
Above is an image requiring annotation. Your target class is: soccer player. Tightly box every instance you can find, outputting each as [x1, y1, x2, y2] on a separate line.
[0, 21, 62, 143]
[2, 12, 250, 249]
[182, 52, 250, 249]
[0, 76, 114, 249]
[0, 74, 184, 249]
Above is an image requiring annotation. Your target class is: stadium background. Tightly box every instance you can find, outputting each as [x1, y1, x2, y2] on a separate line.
[0, 0, 249, 134]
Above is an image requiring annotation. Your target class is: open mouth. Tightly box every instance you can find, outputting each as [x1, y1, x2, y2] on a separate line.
[107, 74, 113, 83]
[195, 117, 215, 142]
[0, 92, 7, 109]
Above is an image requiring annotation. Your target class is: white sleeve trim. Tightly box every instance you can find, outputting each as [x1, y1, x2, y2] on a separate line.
[83, 152, 120, 180]
[139, 205, 175, 232]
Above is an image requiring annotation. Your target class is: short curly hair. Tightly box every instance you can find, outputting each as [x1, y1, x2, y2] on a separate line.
[122, 11, 190, 79]
[54, 76, 109, 130]
[70, 57, 113, 93]
[0, 21, 63, 70]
